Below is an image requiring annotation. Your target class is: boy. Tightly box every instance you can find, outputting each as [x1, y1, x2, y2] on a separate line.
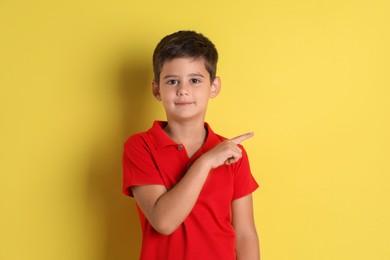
[122, 31, 260, 259]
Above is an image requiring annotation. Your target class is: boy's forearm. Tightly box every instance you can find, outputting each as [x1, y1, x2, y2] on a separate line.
[236, 234, 260, 260]
[149, 156, 211, 234]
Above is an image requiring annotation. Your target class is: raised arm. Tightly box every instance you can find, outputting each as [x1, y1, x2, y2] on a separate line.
[132, 132, 254, 235]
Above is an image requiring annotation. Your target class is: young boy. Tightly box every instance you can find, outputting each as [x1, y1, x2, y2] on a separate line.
[122, 30, 260, 259]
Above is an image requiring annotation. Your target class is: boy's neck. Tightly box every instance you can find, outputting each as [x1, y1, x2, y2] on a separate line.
[164, 118, 207, 145]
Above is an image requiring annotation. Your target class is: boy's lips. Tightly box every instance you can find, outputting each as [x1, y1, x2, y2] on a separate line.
[175, 101, 194, 106]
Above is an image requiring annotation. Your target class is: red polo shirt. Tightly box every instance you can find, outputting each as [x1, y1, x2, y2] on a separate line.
[122, 121, 258, 260]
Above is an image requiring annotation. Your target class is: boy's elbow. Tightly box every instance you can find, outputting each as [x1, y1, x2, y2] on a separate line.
[146, 206, 180, 235]
[155, 227, 175, 236]
[152, 219, 178, 235]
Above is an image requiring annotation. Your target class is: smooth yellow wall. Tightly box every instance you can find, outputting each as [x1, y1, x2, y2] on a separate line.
[1, 0, 389, 259]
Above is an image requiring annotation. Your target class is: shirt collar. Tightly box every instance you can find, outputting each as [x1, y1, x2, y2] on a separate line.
[147, 120, 221, 150]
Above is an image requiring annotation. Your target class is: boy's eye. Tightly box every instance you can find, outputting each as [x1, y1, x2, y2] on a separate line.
[167, 79, 179, 85]
[190, 78, 201, 84]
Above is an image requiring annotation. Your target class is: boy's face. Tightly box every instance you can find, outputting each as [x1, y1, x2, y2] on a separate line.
[152, 57, 220, 122]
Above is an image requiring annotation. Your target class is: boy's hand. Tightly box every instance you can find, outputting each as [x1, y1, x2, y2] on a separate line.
[202, 132, 254, 169]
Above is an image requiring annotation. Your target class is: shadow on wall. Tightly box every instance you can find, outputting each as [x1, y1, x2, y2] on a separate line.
[87, 52, 153, 260]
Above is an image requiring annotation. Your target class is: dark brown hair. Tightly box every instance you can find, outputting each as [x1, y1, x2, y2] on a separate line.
[152, 30, 218, 84]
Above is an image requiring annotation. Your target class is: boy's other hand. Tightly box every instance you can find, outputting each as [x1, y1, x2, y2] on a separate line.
[201, 132, 254, 169]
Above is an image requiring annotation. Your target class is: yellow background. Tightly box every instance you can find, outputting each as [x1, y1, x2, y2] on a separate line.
[1, 0, 389, 259]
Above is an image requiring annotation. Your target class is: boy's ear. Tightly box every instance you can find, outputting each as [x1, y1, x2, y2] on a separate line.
[152, 80, 162, 101]
[210, 76, 221, 98]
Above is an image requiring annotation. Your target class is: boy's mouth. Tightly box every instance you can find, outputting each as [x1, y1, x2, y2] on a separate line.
[175, 101, 194, 106]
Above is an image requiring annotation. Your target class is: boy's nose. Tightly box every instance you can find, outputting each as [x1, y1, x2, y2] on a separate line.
[177, 84, 190, 96]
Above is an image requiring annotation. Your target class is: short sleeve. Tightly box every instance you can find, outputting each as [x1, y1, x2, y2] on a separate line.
[122, 134, 164, 197]
[232, 146, 259, 200]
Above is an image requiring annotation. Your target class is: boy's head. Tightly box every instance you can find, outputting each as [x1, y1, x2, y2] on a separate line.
[152, 30, 218, 85]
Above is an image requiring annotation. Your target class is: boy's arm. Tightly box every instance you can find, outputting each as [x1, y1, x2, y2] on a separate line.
[132, 133, 253, 235]
[232, 194, 260, 260]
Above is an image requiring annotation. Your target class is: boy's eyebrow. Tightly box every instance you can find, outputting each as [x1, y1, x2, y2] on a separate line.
[188, 73, 205, 78]
[163, 73, 205, 79]
[163, 74, 177, 79]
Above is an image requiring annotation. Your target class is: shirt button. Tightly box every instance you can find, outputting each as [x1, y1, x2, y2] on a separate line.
[178, 145, 183, 150]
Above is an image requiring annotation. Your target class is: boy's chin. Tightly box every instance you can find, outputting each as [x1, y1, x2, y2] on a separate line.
[166, 113, 205, 123]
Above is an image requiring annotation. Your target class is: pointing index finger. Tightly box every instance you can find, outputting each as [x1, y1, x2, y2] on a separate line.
[230, 132, 254, 144]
